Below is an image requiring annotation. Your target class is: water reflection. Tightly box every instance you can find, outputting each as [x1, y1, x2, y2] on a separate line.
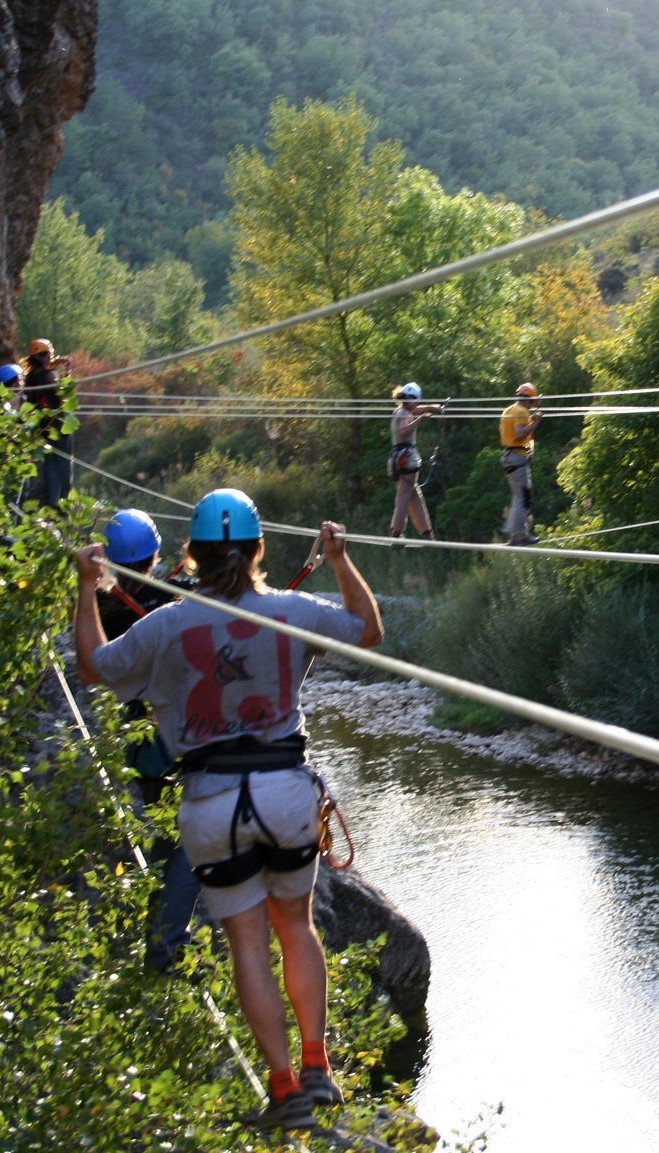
[312, 719, 659, 1153]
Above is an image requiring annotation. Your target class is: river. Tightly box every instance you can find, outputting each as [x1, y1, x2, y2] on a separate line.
[305, 673, 659, 1153]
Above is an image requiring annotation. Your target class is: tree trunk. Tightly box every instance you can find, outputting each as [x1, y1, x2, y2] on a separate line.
[0, 0, 97, 358]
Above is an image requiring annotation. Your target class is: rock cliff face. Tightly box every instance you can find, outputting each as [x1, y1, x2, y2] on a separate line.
[0, 0, 97, 358]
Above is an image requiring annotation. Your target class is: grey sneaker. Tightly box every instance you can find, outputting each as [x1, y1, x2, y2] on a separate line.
[299, 1065, 344, 1105]
[253, 1090, 316, 1131]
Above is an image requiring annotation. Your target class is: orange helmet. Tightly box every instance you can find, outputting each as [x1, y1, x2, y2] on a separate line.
[28, 338, 55, 360]
[515, 383, 540, 399]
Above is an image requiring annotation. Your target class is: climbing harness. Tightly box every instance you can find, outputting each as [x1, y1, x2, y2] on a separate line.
[178, 738, 355, 879]
[178, 736, 320, 887]
[287, 531, 325, 589]
[387, 443, 422, 479]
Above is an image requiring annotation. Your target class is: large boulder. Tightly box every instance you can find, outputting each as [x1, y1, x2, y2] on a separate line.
[314, 859, 431, 1022]
[0, 0, 97, 356]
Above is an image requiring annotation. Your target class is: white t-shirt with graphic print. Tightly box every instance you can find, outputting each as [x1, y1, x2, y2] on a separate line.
[93, 584, 364, 777]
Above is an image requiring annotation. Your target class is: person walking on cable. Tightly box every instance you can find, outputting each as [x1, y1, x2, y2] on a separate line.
[98, 508, 201, 975]
[388, 382, 444, 541]
[74, 488, 384, 1131]
[499, 383, 543, 546]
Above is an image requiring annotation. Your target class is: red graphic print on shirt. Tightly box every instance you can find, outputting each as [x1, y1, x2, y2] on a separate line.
[179, 617, 292, 744]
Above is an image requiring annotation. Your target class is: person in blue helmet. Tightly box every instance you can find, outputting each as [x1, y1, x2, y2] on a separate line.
[0, 362, 25, 411]
[98, 508, 201, 975]
[74, 489, 383, 1132]
[1, 364, 27, 531]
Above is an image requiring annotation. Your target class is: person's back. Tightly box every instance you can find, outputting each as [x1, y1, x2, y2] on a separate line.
[75, 487, 384, 1130]
[499, 400, 534, 454]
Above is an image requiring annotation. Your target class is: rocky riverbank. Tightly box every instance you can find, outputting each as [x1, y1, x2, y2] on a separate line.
[302, 665, 659, 788]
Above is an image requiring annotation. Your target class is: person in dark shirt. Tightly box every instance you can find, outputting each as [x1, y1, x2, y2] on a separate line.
[22, 338, 74, 509]
[99, 507, 201, 973]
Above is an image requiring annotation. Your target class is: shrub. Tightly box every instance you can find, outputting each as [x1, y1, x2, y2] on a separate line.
[561, 577, 659, 736]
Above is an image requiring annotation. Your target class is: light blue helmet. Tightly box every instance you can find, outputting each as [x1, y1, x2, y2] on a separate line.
[190, 489, 262, 542]
[0, 363, 24, 385]
[104, 509, 162, 564]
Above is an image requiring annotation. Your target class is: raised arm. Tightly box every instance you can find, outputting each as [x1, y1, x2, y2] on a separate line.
[320, 521, 384, 649]
[74, 544, 109, 683]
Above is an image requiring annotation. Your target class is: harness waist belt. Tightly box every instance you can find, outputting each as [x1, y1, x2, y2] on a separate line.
[178, 734, 307, 775]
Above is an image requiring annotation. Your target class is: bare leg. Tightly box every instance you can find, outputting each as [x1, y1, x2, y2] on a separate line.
[390, 474, 414, 535]
[223, 900, 290, 1072]
[407, 482, 434, 537]
[267, 891, 328, 1044]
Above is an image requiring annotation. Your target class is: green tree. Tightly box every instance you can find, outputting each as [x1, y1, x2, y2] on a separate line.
[16, 200, 138, 359]
[185, 219, 236, 308]
[121, 259, 214, 357]
[556, 278, 659, 551]
[228, 96, 408, 505]
[227, 98, 526, 511]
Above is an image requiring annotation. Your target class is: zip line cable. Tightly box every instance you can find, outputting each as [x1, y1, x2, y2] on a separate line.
[551, 518, 659, 543]
[73, 187, 659, 386]
[46, 637, 148, 872]
[73, 383, 659, 404]
[93, 554, 659, 768]
[73, 401, 659, 421]
[50, 446, 659, 563]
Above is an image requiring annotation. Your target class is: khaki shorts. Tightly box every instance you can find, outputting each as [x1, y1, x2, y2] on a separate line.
[177, 768, 321, 920]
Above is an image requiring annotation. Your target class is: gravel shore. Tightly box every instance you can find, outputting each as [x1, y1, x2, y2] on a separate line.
[302, 667, 659, 788]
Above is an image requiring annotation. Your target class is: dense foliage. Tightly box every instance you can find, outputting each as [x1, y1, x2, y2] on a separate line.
[51, 0, 659, 275]
[0, 408, 447, 1152]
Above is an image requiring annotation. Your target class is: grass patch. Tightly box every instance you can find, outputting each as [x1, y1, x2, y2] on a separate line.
[431, 697, 514, 735]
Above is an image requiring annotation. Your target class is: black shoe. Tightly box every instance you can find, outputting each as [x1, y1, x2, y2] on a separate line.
[507, 534, 539, 547]
[299, 1065, 344, 1105]
[252, 1091, 316, 1131]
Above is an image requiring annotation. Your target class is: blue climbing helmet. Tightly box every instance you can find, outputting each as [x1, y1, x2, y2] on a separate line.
[189, 488, 262, 542]
[0, 363, 24, 386]
[104, 509, 162, 564]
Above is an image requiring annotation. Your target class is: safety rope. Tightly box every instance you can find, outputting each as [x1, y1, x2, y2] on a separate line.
[70, 383, 659, 404]
[72, 400, 659, 421]
[91, 555, 659, 767]
[73, 187, 659, 385]
[47, 447, 659, 564]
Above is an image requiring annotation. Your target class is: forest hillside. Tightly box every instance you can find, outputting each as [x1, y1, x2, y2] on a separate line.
[51, 0, 659, 274]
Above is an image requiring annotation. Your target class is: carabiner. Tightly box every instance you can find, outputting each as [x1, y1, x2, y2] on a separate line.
[317, 779, 355, 870]
[287, 532, 325, 590]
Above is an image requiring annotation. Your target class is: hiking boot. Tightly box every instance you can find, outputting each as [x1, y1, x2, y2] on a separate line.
[299, 1065, 344, 1106]
[253, 1090, 316, 1131]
